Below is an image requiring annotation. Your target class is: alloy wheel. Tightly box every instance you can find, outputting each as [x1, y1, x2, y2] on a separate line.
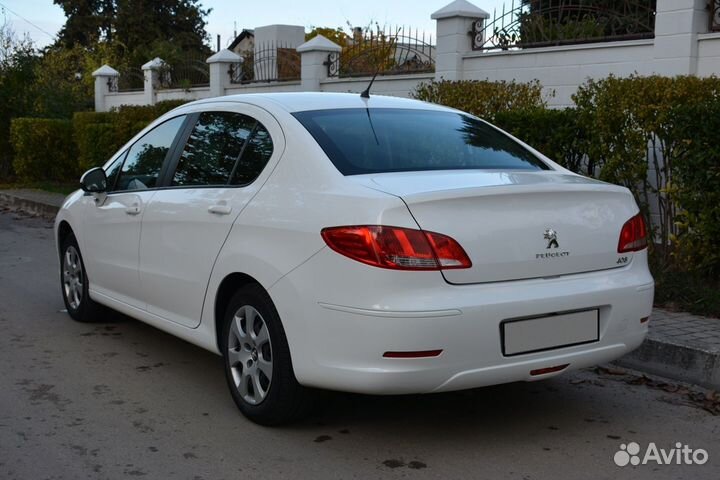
[227, 305, 273, 405]
[62, 246, 83, 310]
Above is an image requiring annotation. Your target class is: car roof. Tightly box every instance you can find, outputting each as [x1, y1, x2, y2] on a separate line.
[184, 92, 453, 114]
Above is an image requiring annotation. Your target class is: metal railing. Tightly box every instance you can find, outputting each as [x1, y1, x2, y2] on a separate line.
[229, 41, 300, 84]
[326, 26, 435, 78]
[473, 0, 656, 51]
[158, 54, 210, 89]
[116, 68, 144, 92]
[712, 0, 720, 32]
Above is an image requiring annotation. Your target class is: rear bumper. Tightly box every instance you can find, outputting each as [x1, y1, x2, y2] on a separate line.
[270, 248, 654, 395]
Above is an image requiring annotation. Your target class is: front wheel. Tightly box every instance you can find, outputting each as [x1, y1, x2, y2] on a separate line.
[221, 284, 315, 425]
[60, 234, 103, 322]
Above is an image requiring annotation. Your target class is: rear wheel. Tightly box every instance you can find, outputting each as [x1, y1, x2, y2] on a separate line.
[221, 284, 315, 425]
[60, 234, 102, 322]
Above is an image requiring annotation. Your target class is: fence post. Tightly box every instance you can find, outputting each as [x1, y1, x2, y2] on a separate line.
[653, 0, 709, 76]
[141, 57, 164, 106]
[207, 49, 243, 97]
[297, 35, 342, 92]
[432, 0, 490, 81]
[91, 65, 119, 112]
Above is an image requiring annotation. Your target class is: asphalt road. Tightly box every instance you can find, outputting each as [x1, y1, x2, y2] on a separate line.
[1, 209, 719, 480]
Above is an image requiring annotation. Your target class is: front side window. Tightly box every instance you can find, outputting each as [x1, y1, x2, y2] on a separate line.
[115, 115, 186, 191]
[293, 108, 550, 175]
[172, 112, 256, 187]
[104, 151, 127, 192]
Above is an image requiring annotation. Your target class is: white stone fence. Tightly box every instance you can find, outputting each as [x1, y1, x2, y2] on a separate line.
[92, 0, 720, 112]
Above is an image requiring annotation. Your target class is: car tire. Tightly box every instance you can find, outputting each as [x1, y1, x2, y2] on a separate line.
[60, 234, 103, 323]
[221, 284, 315, 426]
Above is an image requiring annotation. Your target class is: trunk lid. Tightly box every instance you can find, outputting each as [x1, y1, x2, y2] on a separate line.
[350, 170, 637, 284]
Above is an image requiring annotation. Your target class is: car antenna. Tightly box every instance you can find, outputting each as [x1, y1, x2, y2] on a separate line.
[360, 69, 379, 99]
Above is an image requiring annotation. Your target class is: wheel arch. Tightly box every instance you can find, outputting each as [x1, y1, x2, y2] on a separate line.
[214, 272, 266, 352]
[57, 220, 74, 258]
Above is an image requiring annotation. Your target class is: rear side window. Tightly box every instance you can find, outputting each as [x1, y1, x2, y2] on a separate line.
[172, 112, 256, 187]
[171, 112, 274, 187]
[293, 108, 549, 175]
[115, 116, 186, 191]
[230, 123, 273, 186]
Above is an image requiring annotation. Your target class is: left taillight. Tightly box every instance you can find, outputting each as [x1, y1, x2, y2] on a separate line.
[320, 225, 472, 271]
[618, 213, 648, 253]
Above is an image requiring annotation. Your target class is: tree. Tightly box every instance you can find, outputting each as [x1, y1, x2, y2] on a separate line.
[305, 27, 350, 47]
[0, 18, 38, 179]
[30, 44, 98, 118]
[54, 0, 114, 48]
[53, 0, 211, 62]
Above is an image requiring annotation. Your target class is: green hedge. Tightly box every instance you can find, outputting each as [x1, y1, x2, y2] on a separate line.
[668, 101, 720, 276]
[412, 79, 547, 122]
[72, 100, 189, 172]
[10, 100, 189, 183]
[494, 108, 588, 175]
[10, 118, 77, 182]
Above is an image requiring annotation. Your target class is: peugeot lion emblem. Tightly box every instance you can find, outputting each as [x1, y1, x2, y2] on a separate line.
[544, 228, 559, 249]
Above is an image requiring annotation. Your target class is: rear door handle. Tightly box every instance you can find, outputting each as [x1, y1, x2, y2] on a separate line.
[125, 203, 141, 215]
[208, 204, 232, 215]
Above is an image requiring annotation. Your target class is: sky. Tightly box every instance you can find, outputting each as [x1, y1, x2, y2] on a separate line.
[0, 0, 508, 50]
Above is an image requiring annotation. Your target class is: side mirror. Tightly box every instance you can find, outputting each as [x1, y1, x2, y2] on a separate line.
[80, 167, 108, 193]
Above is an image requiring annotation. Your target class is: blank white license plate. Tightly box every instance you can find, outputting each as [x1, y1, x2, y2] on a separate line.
[502, 310, 599, 356]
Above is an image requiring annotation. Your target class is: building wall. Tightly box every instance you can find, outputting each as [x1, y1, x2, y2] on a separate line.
[697, 33, 720, 76]
[462, 40, 656, 107]
[320, 74, 433, 98]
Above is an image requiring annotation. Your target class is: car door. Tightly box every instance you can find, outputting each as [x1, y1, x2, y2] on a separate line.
[81, 115, 187, 308]
[138, 105, 281, 328]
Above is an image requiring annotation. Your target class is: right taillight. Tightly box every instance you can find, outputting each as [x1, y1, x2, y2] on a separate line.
[321, 225, 472, 270]
[618, 213, 648, 253]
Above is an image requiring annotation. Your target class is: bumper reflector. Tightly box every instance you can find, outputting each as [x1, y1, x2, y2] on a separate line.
[530, 364, 570, 376]
[383, 350, 442, 359]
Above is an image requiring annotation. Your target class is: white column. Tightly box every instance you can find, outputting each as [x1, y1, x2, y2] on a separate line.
[141, 57, 165, 106]
[297, 35, 342, 92]
[207, 49, 243, 97]
[91, 65, 119, 112]
[432, 0, 490, 81]
[653, 0, 709, 75]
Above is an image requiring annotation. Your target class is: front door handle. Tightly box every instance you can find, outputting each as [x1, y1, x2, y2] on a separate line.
[125, 203, 141, 215]
[208, 204, 232, 215]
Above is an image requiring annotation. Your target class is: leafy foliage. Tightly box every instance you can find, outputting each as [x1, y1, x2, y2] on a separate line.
[494, 108, 588, 173]
[667, 101, 720, 277]
[572, 75, 720, 265]
[53, 0, 210, 54]
[412, 79, 548, 122]
[73, 100, 188, 172]
[30, 44, 98, 118]
[10, 118, 77, 181]
[0, 20, 37, 180]
[305, 27, 350, 47]
[53, 0, 114, 48]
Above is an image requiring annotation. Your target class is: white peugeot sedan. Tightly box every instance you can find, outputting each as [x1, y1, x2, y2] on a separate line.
[55, 92, 654, 425]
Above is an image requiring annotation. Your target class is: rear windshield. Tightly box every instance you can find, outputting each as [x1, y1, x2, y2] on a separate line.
[293, 108, 549, 175]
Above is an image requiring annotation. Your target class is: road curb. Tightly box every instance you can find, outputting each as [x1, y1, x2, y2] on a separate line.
[616, 337, 720, 391]
[0, 191, 61, 219]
